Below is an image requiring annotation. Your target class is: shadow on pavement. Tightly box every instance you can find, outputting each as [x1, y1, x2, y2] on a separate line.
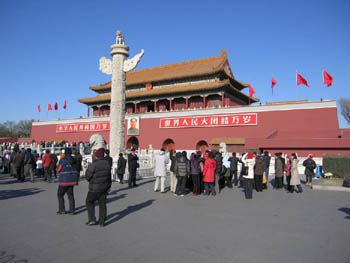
[74, 193, 128, 215]
[105, 199, 155, 226]
[115, 178, 155, 193]
[338, 207, 350, 219]
[0, 188, 44, 201]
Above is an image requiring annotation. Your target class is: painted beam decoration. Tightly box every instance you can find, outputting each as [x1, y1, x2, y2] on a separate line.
[56, 122, 110, 133]
[160, 113, 257, 128]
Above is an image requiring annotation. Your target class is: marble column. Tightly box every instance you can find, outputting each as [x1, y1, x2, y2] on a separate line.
[99, 31, 144, 158]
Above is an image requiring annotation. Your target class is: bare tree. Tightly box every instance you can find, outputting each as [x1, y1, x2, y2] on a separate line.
[339, 98, 350, 126]
[14, 120, 33, 138]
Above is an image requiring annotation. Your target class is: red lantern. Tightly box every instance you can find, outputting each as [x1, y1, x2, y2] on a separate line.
[146, 83, 152, 90]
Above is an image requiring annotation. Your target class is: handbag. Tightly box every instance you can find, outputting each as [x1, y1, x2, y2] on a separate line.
[263, 174, 267, 184]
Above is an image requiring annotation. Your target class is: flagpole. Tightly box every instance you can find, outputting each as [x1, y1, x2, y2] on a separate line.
[271, 75, 274, 98]
[322, 69, 325, 100]
[296, 69, 298, 100]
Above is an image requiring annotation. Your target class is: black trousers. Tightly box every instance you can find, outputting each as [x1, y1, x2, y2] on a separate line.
[306, 174, 312, 183]
[176, 176, 187, 195]
[191, 174, 201, 194]
[286, 176, 291, 191]
[117, 173, 124, 183]
[86, 191, 107, 224]
[290, 184, 303, 193]
[128, 170, 137, 186]
[224, 176, 233, 188]
[244, 179, 254, 199]
[230, 170, 238, 185]
[57, 185, 75, 213]
[16, 167, 24, 181]
[204, 182, 216, 195]
[275, 177, 284, 189]
[254, 174, 263, 192]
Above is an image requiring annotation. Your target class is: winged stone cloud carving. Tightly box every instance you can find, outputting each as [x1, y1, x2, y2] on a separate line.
[99, 57, 112, 75]
[123, 49, 144, 72]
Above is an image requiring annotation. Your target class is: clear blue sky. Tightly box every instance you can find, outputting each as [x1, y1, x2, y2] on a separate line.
[1, 0, 349, 127]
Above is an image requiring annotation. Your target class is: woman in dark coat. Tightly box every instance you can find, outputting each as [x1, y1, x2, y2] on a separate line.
[254, 155, 266, 192]
[190, 151, 202, 196]
[117, 153, 127, 184]
[85, 148, 112, 227]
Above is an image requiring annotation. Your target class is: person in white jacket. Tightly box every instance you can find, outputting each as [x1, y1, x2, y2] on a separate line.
[154, 149, 169, 193]
[242, 152, 255, 199]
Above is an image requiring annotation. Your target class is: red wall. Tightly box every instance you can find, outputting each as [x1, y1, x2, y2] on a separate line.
[31, 106, 349, 156]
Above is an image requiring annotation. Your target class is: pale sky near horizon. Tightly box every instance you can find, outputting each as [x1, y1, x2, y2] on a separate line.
[1, 0, 349, 127]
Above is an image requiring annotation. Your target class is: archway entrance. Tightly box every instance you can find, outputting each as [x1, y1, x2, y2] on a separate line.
[196, 140, 209, 154]
[162, 138, 175, 152]
[126, 136, 139, 150]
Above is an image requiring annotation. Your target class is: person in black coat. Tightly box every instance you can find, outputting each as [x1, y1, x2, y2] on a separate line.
[228, 152, 243, 186]
[85, 148, 112, 227]
[117, 153, 127, 184]
[73, 149, 83, 177]
[262, 151, 271, 189]
[127, 148, 139, 188]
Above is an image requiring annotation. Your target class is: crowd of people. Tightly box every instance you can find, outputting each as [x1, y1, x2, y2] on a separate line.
[0, 143, 318, 227]
[153, 149, 317, 200]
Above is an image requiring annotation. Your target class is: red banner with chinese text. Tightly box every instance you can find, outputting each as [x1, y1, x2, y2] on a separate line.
[159, 113, 257, 128]
[56, 122, 110, 133]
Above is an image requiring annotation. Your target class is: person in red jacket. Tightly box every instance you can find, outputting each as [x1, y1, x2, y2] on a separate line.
[202, 151, 217, 196]
[42, 149, 53, 183]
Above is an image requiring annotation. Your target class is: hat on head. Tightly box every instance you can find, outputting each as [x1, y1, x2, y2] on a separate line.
[95, 148, 105, 158]
[247, 153, 254, 159]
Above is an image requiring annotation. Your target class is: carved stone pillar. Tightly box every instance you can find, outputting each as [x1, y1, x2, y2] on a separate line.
[99, 31, 144, 158]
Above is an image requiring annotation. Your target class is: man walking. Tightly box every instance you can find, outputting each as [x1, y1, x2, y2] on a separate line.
[262, 151, 271, 189]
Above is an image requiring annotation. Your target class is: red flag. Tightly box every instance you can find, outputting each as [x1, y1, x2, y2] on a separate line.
[54, 102, 58, 110]
[38, 105, 41, 113]
[323, 71, 333, 87]
[47, 103, 52, 111]
[271, 77, 277, 89]
[249, 83, 255, 98]
[296, 73, 309, 87]
[63, 100, 67, 109]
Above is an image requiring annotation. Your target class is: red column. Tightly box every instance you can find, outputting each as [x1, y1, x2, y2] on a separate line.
[154, 100, 157, 112]
[98, 106, 101, 116]
[185, 97, 189, 110]
[169, 99, 173, 111]
[203, 96, 206, 108]
[87, 106, 90, 117]
[134, 103, 137, 113]
[221, 93, 225, 107]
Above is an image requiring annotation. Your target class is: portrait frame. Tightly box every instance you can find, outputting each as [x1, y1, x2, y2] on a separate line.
[127, 116, 140, 136]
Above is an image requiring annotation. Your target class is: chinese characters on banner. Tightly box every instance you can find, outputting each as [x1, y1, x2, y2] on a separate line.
[159, 113, 257, 128]
[56, 122, 110, 133]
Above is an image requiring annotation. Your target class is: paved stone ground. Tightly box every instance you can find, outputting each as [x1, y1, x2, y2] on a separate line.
[0, 174, 349, 263]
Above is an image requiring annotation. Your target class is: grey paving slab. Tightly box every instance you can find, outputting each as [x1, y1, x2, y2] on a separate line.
[0, 174, 349, 263]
